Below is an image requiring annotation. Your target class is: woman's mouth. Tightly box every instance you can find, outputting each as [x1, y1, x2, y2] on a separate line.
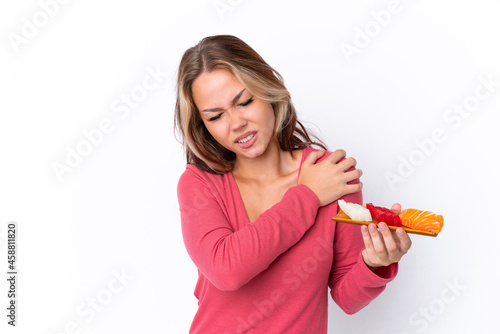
[235, 132, 257, 148]
[237, 133, 255, 143]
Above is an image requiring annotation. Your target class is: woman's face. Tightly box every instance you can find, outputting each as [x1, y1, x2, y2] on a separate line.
[192, 69, 276, 161]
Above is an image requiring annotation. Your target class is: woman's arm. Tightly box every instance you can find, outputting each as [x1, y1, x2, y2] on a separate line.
[178, 149, 362, 292]
[178, 168, 320, 292]
[360, 203, 412, 270]
[328, 189, 399, 314]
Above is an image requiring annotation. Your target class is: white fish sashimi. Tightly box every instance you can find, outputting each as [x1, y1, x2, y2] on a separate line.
[338, 200, 372, 222]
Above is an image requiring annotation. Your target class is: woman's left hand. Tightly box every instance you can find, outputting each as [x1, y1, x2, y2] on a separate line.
[361, 203, 412, 269]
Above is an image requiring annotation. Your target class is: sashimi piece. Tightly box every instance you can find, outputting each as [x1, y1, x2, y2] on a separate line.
[399, 208, 443, 233]
[366, 203, 402, 227]
[338, 200, 372, 222]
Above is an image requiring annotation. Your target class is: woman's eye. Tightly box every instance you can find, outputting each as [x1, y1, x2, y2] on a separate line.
[209, 114, 222, 121]
[240, 97, 254, 106]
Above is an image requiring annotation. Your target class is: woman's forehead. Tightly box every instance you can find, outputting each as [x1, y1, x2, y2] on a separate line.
[192, 69, 247, 109]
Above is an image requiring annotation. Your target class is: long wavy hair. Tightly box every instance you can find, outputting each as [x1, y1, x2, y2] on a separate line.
[174, 35, 327, 174]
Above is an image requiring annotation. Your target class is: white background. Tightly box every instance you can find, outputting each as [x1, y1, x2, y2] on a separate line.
[1, 0, 499, 333]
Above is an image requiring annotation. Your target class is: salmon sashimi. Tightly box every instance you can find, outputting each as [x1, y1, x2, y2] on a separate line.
[399, 208, 443, 233]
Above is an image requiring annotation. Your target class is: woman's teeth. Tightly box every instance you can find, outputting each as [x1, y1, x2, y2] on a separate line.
[237, 133, 255, 143]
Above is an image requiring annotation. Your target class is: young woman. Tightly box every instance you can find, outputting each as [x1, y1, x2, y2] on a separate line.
[175, 35, 411, 334]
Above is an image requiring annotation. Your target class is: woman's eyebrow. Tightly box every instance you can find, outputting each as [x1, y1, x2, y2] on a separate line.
[201, 89, 246, 113]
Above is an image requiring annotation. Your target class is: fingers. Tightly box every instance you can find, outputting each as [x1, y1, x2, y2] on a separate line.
[328, 149, 347, 163]
[361, 223, 389, 267]
[395, 227, 412, 253]
[323, 152, 360, 179]
[378, 223, 399, 261]
[299, 148, 363, 206]
[344, 181, 363, 194]
[327, 153, 356, 171]
[304, 149, 326, 165]
[307, 149, 358, 174]
[361, 222, 412, 267]
[343, 168, 363, 182]
[361, 224, 376, 253]
[335, 168, 363, 196]
[369, 223, 390, 264]
[390, 203, 402, 212]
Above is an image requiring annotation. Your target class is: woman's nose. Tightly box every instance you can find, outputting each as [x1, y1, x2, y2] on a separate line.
[229, 108, 247, 131]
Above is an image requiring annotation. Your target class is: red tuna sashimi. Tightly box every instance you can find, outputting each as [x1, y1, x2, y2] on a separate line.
[366, 203, 402, 227]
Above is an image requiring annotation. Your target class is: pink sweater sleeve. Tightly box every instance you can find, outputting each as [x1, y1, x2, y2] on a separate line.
[329, 187, 398, 314]
[177, 167, 320, 291]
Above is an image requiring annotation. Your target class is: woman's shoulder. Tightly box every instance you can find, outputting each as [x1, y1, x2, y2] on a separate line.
[180, 163, 229, 177]
[300, 146, 340, 164]
[177, 163, 229, 193]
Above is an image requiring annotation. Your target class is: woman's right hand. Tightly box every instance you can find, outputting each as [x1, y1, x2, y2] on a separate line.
[298, 149, 362, 207]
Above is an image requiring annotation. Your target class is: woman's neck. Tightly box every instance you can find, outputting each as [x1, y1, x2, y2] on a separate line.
[232, 142, 302, 185]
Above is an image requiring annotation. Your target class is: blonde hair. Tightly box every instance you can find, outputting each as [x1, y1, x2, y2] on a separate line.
[174, 35, 326, 174]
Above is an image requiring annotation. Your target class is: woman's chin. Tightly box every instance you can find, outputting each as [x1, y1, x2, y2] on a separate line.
[236, 144, 275, 161]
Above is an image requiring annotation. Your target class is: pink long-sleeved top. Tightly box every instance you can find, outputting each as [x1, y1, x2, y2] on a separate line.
[177, 147, 398, 334]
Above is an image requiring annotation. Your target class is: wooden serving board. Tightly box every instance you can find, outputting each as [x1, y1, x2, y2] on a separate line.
[332, 211, 438, 237]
